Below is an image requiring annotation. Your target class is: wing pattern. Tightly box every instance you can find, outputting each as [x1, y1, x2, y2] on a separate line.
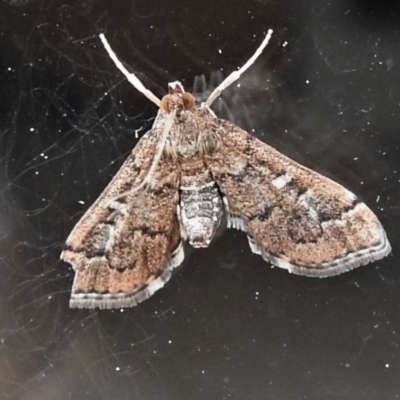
[206, 118, 391, 277]
[61, 129, 183, 309]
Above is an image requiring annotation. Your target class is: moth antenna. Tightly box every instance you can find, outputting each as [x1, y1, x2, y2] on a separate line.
[139, 109, 176, 188]
[206, 29, 273, 107]
[112, 109, 177, 201]
[99, 33, 162, 108]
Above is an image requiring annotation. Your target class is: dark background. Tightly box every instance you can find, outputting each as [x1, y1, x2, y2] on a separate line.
[0, 1, 399, 399]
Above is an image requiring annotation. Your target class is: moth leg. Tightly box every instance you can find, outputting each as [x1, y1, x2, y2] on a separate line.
[99, 33, 161, 108]
[223, 196, 246, 231]
[206, 29, 273, 106]
[223, 196, 262, 255]
[176, 203, 188, 241]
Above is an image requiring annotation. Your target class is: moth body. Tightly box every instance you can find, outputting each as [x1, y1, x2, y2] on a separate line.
[179, 167, 223, 248]
[60, 31, 391, 309]
[159, 83, 224, 248]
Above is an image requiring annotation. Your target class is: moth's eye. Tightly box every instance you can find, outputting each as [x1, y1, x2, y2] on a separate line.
[183, 92, 195, 110]
[161, 95, 170, 112]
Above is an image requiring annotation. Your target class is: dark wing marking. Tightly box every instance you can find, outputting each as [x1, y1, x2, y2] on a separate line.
[206, 119, 391, 277]
[61, 129, 183, 309]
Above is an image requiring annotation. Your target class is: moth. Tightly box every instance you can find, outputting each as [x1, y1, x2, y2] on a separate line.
[61, 30, 391, 309]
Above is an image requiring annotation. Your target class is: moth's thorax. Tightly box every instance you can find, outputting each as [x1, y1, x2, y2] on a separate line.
[171, 106, 218, 159]
[179, 163, 223, 248]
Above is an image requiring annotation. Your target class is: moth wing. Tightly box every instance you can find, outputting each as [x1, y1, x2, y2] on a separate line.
[61, 128, 183, 309]
[206, 119, 391, 277]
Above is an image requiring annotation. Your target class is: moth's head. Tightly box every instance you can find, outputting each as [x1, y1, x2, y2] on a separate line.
[160, 81, 195, 116]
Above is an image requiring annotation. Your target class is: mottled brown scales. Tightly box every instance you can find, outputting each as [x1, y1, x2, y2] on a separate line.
[61, 123, 182, 308]
[60, 32, 390, 309]
[207, 121, 389, 273]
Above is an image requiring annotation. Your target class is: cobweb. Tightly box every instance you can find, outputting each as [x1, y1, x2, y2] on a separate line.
[0, 4, 283, 398]
[0, 6, 177, 399]
[1, 1, 399, 400]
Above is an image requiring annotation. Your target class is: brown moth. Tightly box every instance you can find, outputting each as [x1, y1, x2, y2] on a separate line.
[61, 30, 391, 309]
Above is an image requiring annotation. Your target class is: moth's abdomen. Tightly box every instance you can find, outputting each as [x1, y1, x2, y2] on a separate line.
[179, 170, 223, 248]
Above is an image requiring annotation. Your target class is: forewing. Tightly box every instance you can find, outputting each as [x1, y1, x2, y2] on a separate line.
[61, 129, 183, 309]
[206, 119, 391, 277]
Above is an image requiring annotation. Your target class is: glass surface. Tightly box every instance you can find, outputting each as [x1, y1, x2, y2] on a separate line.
[0, 1, 399, 399]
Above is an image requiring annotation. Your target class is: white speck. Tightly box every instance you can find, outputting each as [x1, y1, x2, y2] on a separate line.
[353, 157, 358, 161]
[30, 127, 35, 132]
[115, 367, 120, 371]
[35, 171, 39, 175]
[376, 195, 380, 203]
[345, 363, 351, 368]
[218, 49, 222, 54]
[201, 370, 205, 374]
[168, 340, 172, 344]
[7, 67, 12, 71]
[385, 364, 390, 368]
[282, 41, 288, 47]
[305, 80, 310, 84]
[236, 83, 241, 88]
[78, 200, 85, 205]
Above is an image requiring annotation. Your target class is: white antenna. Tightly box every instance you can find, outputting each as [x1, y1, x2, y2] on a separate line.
[206, 29, 273, 106]
[111, 109, 177, 202]
[99, 33, 161, 108]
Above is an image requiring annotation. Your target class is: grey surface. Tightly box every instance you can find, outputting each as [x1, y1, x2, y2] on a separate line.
[0, 1, 399, 399]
